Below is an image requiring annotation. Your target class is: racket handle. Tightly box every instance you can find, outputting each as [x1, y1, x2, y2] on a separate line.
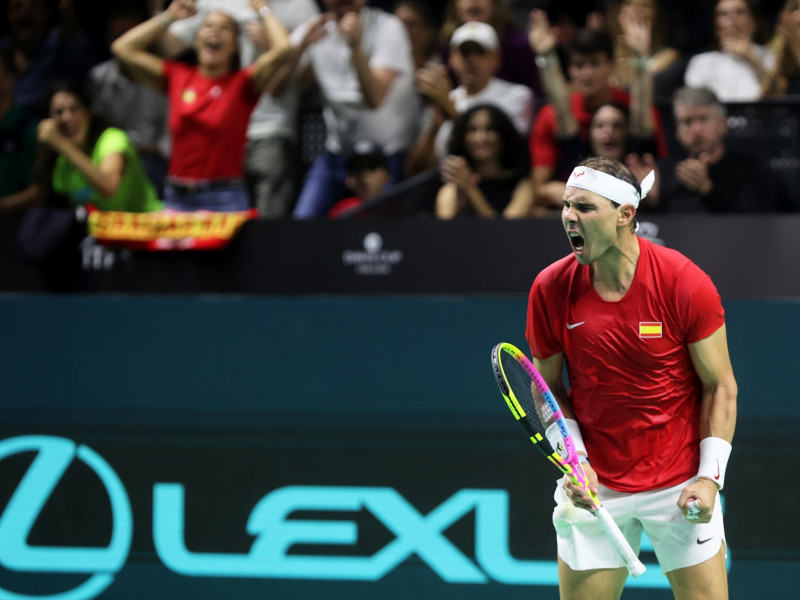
[686, 499, 700, 520]
[595, 505, 647, 578]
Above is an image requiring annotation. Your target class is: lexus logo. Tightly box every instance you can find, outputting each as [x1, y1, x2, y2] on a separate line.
[0, 436, 132, 600]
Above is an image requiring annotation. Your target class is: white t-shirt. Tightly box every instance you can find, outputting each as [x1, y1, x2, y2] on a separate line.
[435, 77, 534, 159]
[684, 46, 775, 102]
[291, 7, 417, 154]
[169, 0, 320, 140]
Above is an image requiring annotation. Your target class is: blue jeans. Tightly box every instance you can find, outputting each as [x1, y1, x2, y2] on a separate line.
[292, 150, 406, 219]
[163, 180, 250, 212]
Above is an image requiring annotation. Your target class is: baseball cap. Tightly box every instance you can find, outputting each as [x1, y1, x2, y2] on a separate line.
[450, 22, 499, 51]
[346, 140, 387, 174]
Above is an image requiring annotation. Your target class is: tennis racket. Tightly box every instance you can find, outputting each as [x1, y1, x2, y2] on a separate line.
[491, 342, 646, 578]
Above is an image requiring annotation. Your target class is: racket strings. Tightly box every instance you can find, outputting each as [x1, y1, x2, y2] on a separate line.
[502, 355, 561, 457]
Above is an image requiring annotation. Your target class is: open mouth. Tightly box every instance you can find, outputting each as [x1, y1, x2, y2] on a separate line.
[569, 232, 585, 253]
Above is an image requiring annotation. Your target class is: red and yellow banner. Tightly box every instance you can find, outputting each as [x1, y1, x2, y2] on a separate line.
[87, 208, 258, 251]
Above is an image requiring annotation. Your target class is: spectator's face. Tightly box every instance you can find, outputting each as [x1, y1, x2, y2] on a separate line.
[568, 52, 614, 98]
[50, 91, 90, 146]
[455, 0, 494, 24]
[624, 0, 655, 21]
[590, 105, 629, 160]
[674, 103, 727, 158]
[464, 109, 501, 163]
[715, 0, 756, 40]
[195, 11, 239, 70]
[450, 43, 499, 89]
[346, 167, 391, 199]
[323, 0, 366, 19]
[395, 4, 435, 55]
[7, 0, 49, 47]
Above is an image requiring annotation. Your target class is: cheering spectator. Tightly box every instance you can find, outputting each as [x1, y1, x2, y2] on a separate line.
[394, 1, 439, 70]
[0, 0, 96, 113]
[0, 49, 40, 212]
[684, 0, 776, 101]
[34, 80, 162, 212]
[284, 0, 418, 219]
[328, 140, 392, 218]
[606, 0, 682, 99]
[627, 86, 792, 212]
[159, 0, 319, 218]
[435, 104, 533, 219]
[766, 0, 800, 95]
[88, 5, 170, 196]
[527, 20, 667, 210]
[111, 0, 290, 212]
[527, 8, 658, 209]
[406, 21, 533, 176]
[439, 0, 542, 99]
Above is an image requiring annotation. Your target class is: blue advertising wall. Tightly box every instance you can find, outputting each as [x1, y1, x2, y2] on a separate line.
[0, 295, 798, 600]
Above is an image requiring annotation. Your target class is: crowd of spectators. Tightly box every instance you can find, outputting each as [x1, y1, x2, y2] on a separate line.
[0, 0, 798, 224]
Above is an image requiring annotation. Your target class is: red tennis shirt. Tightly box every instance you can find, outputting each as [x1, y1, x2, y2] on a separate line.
[526, 237, 725, 492]
[163, 60, 260, 180]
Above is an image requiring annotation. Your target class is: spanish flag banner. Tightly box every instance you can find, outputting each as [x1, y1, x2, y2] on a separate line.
[87, 208, 258, 251]
[639, 322, 663, 338]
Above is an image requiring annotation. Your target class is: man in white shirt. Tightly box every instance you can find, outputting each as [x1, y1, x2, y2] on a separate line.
[407, 21, 534, 174]
[285, 0, 417, 219]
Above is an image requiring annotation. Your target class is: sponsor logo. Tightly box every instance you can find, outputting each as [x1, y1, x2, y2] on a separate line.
[0, 436, 132, 600]
[566, 322, 585, 330]
[342, 233, 403, 275]
[696, 537, 714, 545]
[0, 436, 685, 598]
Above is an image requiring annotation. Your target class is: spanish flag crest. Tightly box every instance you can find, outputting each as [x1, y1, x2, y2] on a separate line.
[639, 322, 663, 338]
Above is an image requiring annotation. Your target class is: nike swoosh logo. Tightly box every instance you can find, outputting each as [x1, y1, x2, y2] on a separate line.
[714, 459, 720, 480]
[697, 537, 714, 545]
[566, 322, 585, 330]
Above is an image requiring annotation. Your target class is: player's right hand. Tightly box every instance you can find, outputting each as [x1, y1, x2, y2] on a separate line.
[563, 461, 599, 513]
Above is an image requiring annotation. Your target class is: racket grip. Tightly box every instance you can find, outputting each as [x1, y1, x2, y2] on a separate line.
[595, 505, 646, 578]
[687, 499, 700, 519]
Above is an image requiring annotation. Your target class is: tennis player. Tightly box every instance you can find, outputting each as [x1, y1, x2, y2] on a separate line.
[526, 156, 737, 599]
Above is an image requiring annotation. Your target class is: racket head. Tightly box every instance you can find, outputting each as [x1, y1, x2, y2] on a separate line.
[491, 342, 580, 471]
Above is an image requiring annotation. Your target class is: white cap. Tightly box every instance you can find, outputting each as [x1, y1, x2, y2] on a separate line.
[450, 22, 499, 51]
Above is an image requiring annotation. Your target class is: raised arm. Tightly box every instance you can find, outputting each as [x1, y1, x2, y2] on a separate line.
[247, 0, 291, 94]
[528, 10, 576, 139]
[37, 121, 125, 199]
[111, 0, 198, 92]
[618, 5, 654, 138]
[339, 12, 399, 109]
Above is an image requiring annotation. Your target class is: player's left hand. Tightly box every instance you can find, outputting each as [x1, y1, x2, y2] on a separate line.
[678, 477, 718, 523]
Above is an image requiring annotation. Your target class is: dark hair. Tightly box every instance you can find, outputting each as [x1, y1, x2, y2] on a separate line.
[577, 156, 639, 231]
[567, 27, 614, 61]
[394, 0, 438, 29]
[592, 101, 630, 122]
[440, 0, 514, 41]
[713, 0, 768, 45]
[448, 104, 530, 173]
[44, 80, 108, 150]
[346, 141, 388, 174]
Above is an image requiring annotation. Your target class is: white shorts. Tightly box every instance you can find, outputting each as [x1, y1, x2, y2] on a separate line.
[552, 476, 725, 574]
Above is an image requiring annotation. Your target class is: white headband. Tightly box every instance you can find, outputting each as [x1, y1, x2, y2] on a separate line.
[566, 167, 655, 209]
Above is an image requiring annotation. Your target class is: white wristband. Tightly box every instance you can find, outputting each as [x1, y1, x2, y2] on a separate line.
[697, 437, 732, 490]
[565, 418, 589, 461]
